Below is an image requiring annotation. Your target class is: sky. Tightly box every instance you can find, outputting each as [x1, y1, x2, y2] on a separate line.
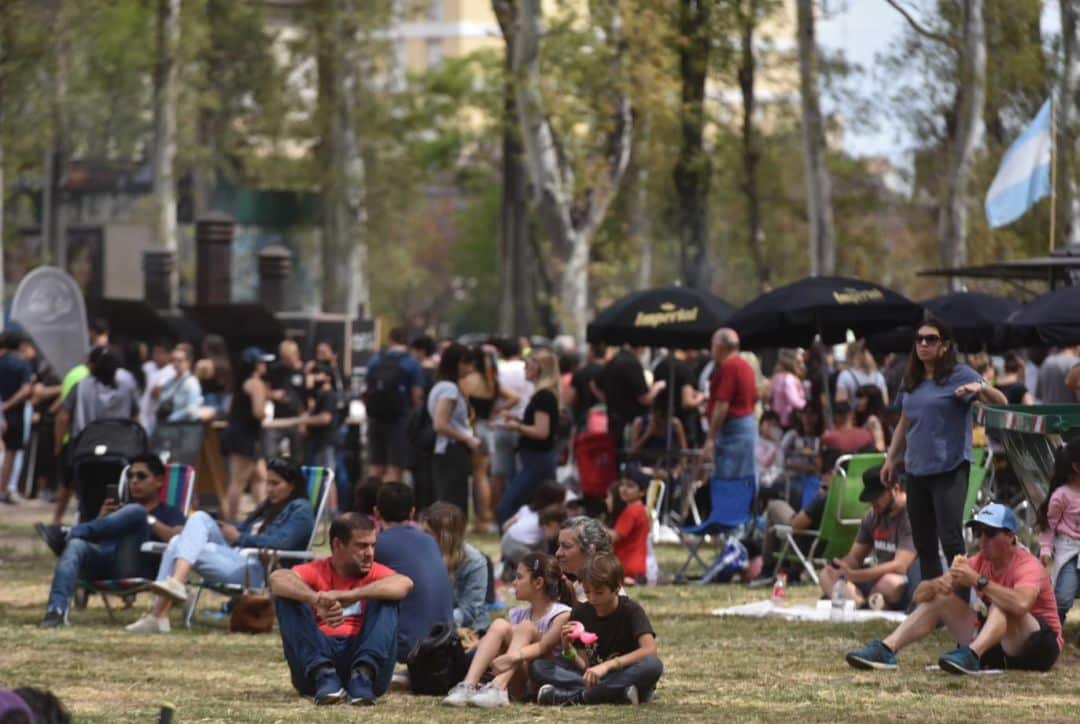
[816, 1, 1064, 167]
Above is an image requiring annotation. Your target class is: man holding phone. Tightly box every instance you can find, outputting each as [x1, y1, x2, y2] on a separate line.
[36, 453, 186, 628]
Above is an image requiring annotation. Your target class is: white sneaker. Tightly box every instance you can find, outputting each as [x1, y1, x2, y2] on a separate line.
[868, 593, 886, 611]
[469, 684, 509, 708]
[125, 613, 171, 634]
[149, 578, 188, 603]
[442, 681, 476, 707]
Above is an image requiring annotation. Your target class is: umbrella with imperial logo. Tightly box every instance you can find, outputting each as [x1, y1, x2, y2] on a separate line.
[586, 285, 735, 349]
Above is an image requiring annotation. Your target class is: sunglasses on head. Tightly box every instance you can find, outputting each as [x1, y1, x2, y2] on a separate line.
[971, 524, 1005, 538]
[914, 334, 942, 345]
[126, 470, 150, 481]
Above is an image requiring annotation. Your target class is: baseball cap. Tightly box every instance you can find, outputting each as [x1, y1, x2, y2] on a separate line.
[620, 463, 651, 491]
[241, 346, 275, 365]
[858, 465, 889, 502]
[964, 502, 1018, 533]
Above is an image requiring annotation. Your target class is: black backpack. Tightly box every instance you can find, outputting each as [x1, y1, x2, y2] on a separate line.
[405, 404, 436, 454]
[365, 353, 407, 421]
[406, 623, 468, 695]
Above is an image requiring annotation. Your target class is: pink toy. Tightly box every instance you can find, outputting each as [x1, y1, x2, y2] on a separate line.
[567, 621, 598, 645]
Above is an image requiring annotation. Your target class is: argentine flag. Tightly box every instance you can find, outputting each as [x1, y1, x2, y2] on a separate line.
[985, 99, 1052, 228]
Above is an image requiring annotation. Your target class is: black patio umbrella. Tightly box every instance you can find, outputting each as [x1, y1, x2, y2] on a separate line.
[88, 298, 203, 344]
[923, 292, 1021, 353]
[1008, 285, 1080, 346]
[181, 303, 285, 359]
[586, 285, 735, 350]
[729, 276, 923, 350]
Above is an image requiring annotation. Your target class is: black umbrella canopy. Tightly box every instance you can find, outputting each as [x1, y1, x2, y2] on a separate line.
[1008, 285, 1080, 346]
[729, 276, 922, 350]
[586, 286, 735, 349]
[87, 298, 203, 344]
[921, 292, 1022, 353]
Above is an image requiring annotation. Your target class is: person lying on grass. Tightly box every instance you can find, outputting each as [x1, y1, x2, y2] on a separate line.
[531, 553, 662, 705]
[846, 503, 1062, 675]
[443, 552, 573, 708]
[269, 513, 413, 706]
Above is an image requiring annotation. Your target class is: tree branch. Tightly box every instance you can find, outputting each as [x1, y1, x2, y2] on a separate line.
[883, 0, 958, 52]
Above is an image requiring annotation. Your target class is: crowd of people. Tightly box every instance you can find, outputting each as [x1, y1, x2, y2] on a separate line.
[7, 314, 1080, 709]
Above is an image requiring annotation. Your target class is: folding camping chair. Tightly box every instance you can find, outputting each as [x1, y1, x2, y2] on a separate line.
[78, 463, 196, 621]
[152, 465, 334, 628]
[765, 452, 881, 585]
[646, 476, 667, 543]
[962, 448, 996, 545]
[675, 475, 756, 581]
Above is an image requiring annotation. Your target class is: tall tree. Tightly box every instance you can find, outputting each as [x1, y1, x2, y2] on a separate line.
[736, 0, 768, 290]
[315, 0, 369, 316]
[513, 0, 632, 343]
[153, 0, 180, 303]
[796, 0, 835, 275]
[1058, 0, 1079, 248]
[493, 0, 534, 337]
[673, 0, 712, 290]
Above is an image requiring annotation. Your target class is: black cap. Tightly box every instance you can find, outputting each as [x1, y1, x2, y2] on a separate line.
[620, 463, 651, 491]
[858, 464, 889, 502]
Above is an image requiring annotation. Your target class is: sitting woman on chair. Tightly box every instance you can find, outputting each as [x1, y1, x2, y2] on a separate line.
[127, 457, 314, 633]
[628, 396, 687, 462]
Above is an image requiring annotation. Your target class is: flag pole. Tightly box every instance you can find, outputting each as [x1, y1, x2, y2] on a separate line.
[1050, 94, 1057, 252]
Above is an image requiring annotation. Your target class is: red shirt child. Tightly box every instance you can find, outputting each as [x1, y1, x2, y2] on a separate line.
[611, 474, 650, 580]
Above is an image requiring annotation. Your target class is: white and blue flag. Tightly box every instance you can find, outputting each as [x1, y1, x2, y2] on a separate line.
[985, 98, 1052, 228]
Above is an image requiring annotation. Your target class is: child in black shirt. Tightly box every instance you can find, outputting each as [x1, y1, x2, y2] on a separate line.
[531, 553, 663, 705]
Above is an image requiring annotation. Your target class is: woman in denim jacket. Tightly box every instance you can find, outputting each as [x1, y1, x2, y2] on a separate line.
[422, 502, 490, 633]
[126, 457, 314, 633]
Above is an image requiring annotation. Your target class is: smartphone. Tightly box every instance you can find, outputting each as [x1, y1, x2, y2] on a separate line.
[104, 483, 120, 501]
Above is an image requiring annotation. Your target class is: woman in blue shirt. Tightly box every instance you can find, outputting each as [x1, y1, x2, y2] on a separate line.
[126, 457, 314, 633]
[881, 318, 1005, 582]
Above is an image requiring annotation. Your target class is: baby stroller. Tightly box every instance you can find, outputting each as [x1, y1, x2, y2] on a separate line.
[69, 418, 149, 523]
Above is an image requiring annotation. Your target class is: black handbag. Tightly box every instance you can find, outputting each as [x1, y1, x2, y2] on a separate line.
[406, 623, 468, 695]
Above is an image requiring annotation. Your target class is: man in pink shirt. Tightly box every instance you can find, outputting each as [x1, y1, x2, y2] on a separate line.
[846, 503, 1061, 674]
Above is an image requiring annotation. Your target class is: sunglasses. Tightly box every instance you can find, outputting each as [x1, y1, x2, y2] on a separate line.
[126, 470, 150, 481]
[914, 334, 943, 345]
[971, 524, 1005, 538]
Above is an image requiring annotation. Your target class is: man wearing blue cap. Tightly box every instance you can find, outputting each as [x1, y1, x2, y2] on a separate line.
[846, 502, 1062, 674]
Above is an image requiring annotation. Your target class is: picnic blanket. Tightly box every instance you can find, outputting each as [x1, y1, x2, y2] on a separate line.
[711, 600, 907, 624]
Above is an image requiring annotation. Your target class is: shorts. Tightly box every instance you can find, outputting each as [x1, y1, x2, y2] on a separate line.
[491, 428, 519, 477]
[854, 576, 916, 612]
[3, 413, 25, 451]
[978, 616, 1060, 672]
[368, 416, 409, 468]
[223, 429, 263, 460]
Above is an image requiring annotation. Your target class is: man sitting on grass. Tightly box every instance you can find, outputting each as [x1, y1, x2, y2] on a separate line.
[818, 465, 918, 611]
[846, 503, 1062, 675]
[269, 513, 413, 706]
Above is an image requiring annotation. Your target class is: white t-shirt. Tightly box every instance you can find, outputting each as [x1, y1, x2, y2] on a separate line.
[504, 504, 542, 545]
[140, 364, 177, 432]
[498, 359, 534, 418]
[427, 380, 472, 454]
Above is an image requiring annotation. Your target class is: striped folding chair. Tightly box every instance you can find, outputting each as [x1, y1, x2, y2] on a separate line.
[80, 463, 196, 620]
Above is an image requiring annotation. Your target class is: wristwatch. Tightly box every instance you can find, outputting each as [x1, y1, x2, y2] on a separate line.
[975, 575, 989, 591]
[147, 514, 158, 527]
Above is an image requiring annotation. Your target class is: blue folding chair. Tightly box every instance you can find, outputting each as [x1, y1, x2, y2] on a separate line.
[676, 475, 756, 581]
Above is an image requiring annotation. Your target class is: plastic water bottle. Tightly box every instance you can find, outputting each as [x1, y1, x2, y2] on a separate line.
[830, 575, 848, 622]
[771, 573, 787, 606]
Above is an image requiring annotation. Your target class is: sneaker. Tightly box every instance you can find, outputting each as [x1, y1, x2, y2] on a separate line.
[313, 666, 346, 705]
[938, 645, 981, 675]
[149, 577, 188, 603]
[536, 684, 582, 706]
[39, 609, 66, 628]
[346, 668, 375, 706]
[469, 684, 509, 709]
[845, 640, 897, 671]
[625, 685, 640, 706]
[125, 613, 171, 634]
[868, 593, 886, 611]
[34, 523, 67, 557]
[442, 681, 477, 707]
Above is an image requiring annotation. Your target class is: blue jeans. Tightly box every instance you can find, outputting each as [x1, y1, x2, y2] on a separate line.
[714, 415, 757, 480]
[156, 511, 263, 587]
[1055, 556, 1079, 624]
[46, 503, 151, 613]
[495, 449, 557, 526]
[275, 596, 398, 698]
[530, 655, 663, 704]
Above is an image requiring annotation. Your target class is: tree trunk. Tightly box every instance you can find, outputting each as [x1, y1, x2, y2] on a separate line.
[673, 0, 711, 290]
[494, 0, 533, 337]
[1058, 0, 1079, 248]
[317, 0, 369, 316]
[513, 0, 631, 344]
[633, 161, 652, 290]
[0, 28, 5, 326]
[738, 0, 768, 290]
[44, 2, 70, 269]
[938, 0, 985, 289]
[153, 0, 180, 303]
[796, 0, 836, 276]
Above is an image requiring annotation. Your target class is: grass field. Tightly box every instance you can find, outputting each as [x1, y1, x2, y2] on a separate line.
[2, 501, 1079, 723]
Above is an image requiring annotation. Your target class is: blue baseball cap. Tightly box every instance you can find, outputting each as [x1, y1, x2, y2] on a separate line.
[241, 346, 275, 365]
[964, 503, 1018, 533]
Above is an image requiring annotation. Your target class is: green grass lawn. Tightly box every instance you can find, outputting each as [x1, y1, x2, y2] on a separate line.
[2, 507, 1079, 723]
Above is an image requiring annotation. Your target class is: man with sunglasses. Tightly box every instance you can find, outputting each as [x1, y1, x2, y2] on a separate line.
[847, 503, 1062, 674]
[35, 453, 185, 628]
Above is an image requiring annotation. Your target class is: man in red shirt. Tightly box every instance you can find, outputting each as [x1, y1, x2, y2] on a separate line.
[705, 328, 758, 480]
[270, 513, 414, 705]
[846, 503, 1062, 674]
